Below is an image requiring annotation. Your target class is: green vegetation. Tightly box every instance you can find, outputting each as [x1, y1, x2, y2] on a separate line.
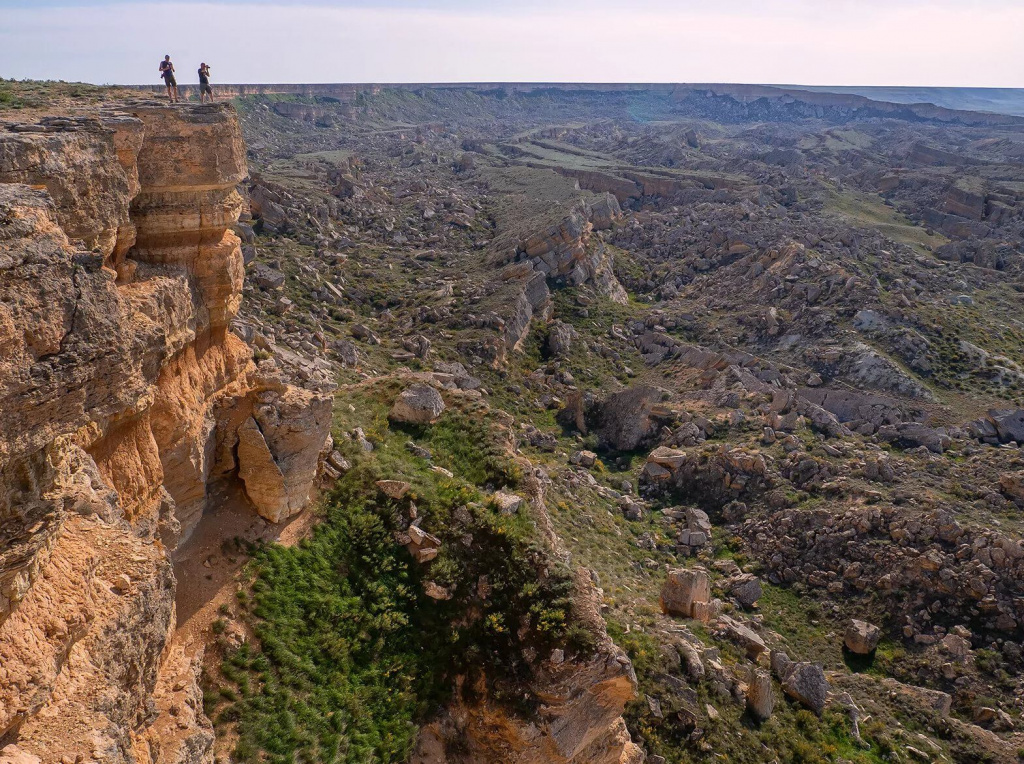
[825, 188, 948, 254]
[609, 614, 895, 764]
[0, 78, 130, 111]
[905, 293, 1024, 407]
[205, 386, 583, 763]
[759, 584, 843, 670]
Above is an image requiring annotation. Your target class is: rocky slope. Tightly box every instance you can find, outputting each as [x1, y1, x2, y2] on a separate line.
[214, 84, 1024, 763]
[0, 103, 331, 763]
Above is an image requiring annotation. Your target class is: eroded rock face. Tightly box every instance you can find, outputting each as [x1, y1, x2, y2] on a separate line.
[0, 114, 142, 265]
[412, 574, 642, 764]
[503, 195, 627, 351]
[0, 104, 330, 763]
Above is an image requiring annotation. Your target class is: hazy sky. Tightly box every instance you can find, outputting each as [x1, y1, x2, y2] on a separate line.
[1, 0, 1022, 87]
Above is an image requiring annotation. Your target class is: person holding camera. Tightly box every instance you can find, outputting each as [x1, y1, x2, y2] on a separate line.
[198, 62, 214, 103]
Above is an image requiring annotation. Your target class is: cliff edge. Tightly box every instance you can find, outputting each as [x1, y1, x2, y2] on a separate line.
[0, 103, 331, 764]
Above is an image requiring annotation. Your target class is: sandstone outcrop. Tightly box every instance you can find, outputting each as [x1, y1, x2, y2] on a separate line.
[844, 619, 881, 655]
[503, 195, 627, 351]
[660, 568, 711, 618]
[0, 103, 330, 763]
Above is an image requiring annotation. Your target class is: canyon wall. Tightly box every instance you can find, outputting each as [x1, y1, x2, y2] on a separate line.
[0, 103, 331, 764]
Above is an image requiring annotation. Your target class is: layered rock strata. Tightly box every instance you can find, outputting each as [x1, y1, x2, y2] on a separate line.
[503, 195, 627, 351]
[0, 103, 330, 763]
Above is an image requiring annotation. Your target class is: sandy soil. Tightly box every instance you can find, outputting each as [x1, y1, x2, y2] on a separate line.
[170, 477, 318, 652]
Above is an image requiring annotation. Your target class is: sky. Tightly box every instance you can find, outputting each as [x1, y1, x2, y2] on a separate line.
[1, 0, 1022, 88]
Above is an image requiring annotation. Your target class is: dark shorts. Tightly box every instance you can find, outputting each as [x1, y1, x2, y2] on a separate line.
[163, 75, 177, 87]
[200, 83, 212, 94]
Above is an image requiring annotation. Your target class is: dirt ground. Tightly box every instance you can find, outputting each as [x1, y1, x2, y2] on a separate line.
[170, 477, 317, 652]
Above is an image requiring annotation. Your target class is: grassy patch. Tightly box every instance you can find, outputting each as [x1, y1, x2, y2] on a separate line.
[825, 188, 947, 254]
[207, 386, 581, 762]
[759, 584, 843, 670]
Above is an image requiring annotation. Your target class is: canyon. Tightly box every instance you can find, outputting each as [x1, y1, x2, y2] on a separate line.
[2, 79, 1024, 764]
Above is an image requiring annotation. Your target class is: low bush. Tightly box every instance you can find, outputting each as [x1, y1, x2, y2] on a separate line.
[209, 402, 581, 763]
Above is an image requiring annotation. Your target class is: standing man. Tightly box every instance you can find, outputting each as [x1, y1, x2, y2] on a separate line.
[198, 62, 214, 103]
[159, 55, 178, 102]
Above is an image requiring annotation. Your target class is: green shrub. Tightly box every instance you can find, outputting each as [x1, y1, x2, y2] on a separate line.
[216, 423, 580, 763]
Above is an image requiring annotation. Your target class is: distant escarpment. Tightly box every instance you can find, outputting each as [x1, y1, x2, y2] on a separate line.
[0, 104, 331, 763]
[131, 82, 1024, 126]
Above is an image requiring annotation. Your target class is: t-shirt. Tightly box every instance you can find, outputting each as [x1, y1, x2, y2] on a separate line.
[198, 68, 210, 85]
[160, 61, 174, 79]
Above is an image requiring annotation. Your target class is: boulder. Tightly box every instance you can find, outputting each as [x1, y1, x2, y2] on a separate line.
[547, 320, 578, 358]
[991, 409, 1024, 444]
[389, 384, 446, 425]
[747, 669, 774, 721]
[940, 633, 971, 660]
[877, 423, 950, 454]
[691, 599, 721, 623]
[781, 663, 829, 716]
[251, 263, 285, 290]
[236, 385, 333, 524]
[376, 480, 411, 499]
[730, 575, 762, 609]
[684, 506, 712, 536]
[594, 385, 660, 451]
[423, 581, 452, 600]
[570, 450, 598, 468]
[642, 462, 672, 481]
[720, 616, 767, 659]
[334, 339, 359, 367]
[660, 568, 710, 618]
[844, 619, 881, 655]
[402, 334, 432, 359]
[327, 450, 351, 473]
[999, 471, 1024, 504]
[770, 650, 792, 679]
[492, 490, 523, 515]
[648, 446, 687, 471]
[880, 679, 951, 718]
[407, 525, 441, 563]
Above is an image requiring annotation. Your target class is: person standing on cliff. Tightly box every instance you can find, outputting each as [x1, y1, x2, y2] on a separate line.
[198, 63, 214, 103]
[159, 55, 178, 102]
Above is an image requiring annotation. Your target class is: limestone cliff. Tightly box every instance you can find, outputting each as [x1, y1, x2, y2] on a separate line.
[0, 104, 331, 764]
